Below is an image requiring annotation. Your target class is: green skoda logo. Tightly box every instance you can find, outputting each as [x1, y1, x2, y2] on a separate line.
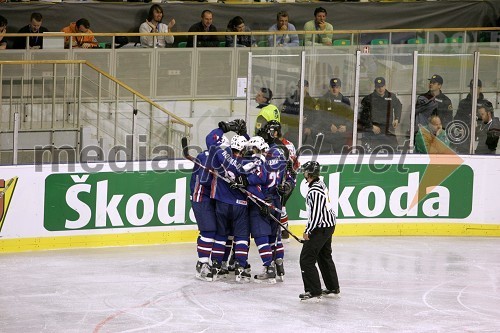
[44, 171, 193, 231]
[291, 164, 473, 219]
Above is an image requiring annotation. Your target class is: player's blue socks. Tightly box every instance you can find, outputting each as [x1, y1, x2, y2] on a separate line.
[197, 231, 215, 263]
[233, 237, 249, 268]
[254, 236, 273, 266]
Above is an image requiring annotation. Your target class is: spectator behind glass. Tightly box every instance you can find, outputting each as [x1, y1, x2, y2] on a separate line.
[140, 4, 175, 48]
[0, 15, 8, 50]
[14, 12, 49, 50]
[359, 77, 403, 152]
[475, 102, 500, 155]
[304, 7, 333, 46]
[453, 79, 490, 154]
[61, 18, 97, 49]
[415, 74, 453, 128]
[268, 11, 299, 47]
[314, 78, 354, 154]
[187, 10, 219, 48]
[414, 114, 452, 154]
[225, 16, 256, 48]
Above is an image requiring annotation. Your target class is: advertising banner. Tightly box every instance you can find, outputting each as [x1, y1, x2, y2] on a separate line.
[0, 154, 499, 252]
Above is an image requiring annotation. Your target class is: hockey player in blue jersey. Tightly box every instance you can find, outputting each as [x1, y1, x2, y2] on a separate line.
[255, 120, 290, 282]
[242, 136, 281, 283]
[207, 127, 252, 282]
[191, 128, 229, 281]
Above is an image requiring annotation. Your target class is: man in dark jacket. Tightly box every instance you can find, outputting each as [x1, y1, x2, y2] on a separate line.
[187, 10, 219, 48]
[453, 79, 490, 154]
[280, 80, 316, 146]
[359, 77, 402, 151]
[13, 12, 49, 49]
[415, 74, 453, 129]
[475, 101, 500, 155]
[313, 78, 353, 154]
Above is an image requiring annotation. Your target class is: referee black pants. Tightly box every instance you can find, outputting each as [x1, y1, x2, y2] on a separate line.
[299, 226, 339, 296]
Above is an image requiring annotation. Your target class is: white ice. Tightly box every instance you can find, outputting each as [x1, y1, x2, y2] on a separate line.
[1, 236, 499, 333]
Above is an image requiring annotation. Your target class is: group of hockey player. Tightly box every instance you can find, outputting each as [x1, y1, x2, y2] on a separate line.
[188, 118, 299, 283]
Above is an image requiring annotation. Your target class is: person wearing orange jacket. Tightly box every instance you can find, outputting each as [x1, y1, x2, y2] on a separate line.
[61, 18, 97, 49]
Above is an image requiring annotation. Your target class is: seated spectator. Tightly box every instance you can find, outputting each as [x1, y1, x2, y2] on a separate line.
[414, 115, 452, 154]
[475, 101, 500, 155]
[453, 79, 490, 154]
[304, 7, 333, 46]
[0, 15, 8, 50]
[225, 16, 256, 48]
[268, 11, 299, 47]
[14, 12, 49, 50]
[139, 4, 175, 48]
[187, 10, 219, 48]
[61, 18, 97, 49]
[281, 79, 316, 115]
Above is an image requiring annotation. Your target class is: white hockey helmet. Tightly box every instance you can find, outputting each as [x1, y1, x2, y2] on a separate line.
[230, 135, 248, 151]
[246, 136, 267, 152]
[261, 142, 270, 153]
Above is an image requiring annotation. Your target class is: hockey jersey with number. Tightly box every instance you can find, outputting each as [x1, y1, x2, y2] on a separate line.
[263, 143, 288, 198]
[207, 145, 247, 206]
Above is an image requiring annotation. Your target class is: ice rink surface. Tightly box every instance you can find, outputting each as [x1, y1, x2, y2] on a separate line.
[1, 236, 499, 333]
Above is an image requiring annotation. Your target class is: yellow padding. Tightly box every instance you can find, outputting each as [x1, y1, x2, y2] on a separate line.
[0, 230, 199, 253]
[1, 224, 499, 253]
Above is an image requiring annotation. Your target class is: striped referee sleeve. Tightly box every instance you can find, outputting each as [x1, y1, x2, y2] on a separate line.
[305, 180, 336, 234]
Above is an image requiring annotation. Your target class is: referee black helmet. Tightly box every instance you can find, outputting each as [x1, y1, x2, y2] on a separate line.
[302, 161, 321, 178]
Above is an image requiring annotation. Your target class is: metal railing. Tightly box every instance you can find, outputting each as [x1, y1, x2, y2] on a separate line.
[0, 60, 192, 165]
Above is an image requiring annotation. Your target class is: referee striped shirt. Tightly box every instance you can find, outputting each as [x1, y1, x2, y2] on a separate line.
[305, 179, 336, 234]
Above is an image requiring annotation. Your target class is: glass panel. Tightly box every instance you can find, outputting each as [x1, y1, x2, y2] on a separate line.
[157, 49, 193, 98]
[299, 52, 355, 155]
[414, 54, 474, 154]
[248, 51, 301, 141]
[196, 49, 232, 97]
[475, 54, 500, 155]
[357, 53, 414, 154]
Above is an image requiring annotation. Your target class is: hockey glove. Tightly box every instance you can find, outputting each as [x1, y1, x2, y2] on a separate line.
[218, 121, 231, 133]
[234, 119, 247, 136]
[229, 174, 248, 189]
[259, 203, 270, 217]
[277, 182, 292, 196]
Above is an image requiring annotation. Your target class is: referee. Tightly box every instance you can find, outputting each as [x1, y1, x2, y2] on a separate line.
[299, 161, 340, 302]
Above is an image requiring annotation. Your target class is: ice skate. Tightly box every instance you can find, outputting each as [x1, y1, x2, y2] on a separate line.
[253, 264, 276, 284]
[275, 258, 285, 282]
[322, 288, 341, 298]
[299, 292, 322, 303]
[220, 261, 230, 278]
[195, 261, 213, 281]
[211, 260, 223, 281]
[235, 263, 251, 283]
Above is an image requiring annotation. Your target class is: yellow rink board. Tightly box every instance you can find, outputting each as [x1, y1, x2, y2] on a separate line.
[1, 223, 499, 253]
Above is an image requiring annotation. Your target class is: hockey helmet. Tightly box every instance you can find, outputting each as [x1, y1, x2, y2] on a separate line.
[258, 120, 282, 143]
[301, 161, 321, 178]
[230, 135, 248, 151]
[246, 136, 267, 152]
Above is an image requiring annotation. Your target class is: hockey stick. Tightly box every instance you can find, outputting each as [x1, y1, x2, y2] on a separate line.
[181, 137, 304, 243]
[246, 194, 304, 244]
[181, 136, 284, 215]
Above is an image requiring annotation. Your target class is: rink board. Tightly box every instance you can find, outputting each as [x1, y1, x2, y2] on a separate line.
[1, 154, 499, 252]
